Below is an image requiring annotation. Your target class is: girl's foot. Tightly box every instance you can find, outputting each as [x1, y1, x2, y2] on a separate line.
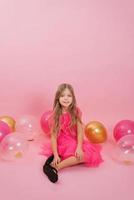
[44, 155, 54, 166]
[43, 164, 58, 183]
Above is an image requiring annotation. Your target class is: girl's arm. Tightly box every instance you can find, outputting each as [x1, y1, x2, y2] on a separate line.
[51, 130, 59, 156]
[51, 129, 61, 166]
[75, 120, 84, 160]
[77, 120, 84, 148]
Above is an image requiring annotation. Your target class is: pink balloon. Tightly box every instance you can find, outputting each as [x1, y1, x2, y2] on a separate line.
[0, 132, 29, 161]
[0, 120, 11, 142]
[113, 120, 134, 141]
[40, 110, 53, 135]
[16, 115, 39, 141]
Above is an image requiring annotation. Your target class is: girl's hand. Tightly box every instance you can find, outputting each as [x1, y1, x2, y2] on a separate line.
[75, 146, 83, 161]
[52, 154, 61, 167]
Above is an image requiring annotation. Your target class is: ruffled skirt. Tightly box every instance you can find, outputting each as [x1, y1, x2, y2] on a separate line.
[41, 131, 103, 167]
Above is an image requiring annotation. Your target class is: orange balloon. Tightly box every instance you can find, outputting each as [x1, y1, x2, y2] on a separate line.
[0, 116, 16, 132]
[85, 121, 107, 143]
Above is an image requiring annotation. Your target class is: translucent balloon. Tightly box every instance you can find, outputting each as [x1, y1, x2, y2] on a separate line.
[16, 115, 39, 141]
[113, 120, 134, 141]
[0, 121, 11, 143]
[0, 132, 29, 161]
[111, 135, 134, 165]
[40, 110, 53, 136]
[85, 121, 107, 143]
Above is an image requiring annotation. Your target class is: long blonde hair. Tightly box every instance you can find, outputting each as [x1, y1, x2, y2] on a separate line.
[52, 83, 81, 132]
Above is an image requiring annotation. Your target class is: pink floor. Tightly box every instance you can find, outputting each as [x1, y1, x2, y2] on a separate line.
[0, 135, 134, 200]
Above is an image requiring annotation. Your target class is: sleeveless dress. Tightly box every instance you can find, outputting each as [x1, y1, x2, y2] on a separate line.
[41, 111, 103, 167]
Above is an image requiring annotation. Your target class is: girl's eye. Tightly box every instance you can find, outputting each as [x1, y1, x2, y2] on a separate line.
[60, 94, 72, 97]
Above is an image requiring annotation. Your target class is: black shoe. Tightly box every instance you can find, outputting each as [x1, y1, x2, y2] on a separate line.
[44, 155, 54, 166]
[43, 164, 58, 183]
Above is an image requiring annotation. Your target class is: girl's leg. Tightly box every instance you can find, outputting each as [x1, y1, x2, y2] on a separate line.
[52, 156, 84, 170]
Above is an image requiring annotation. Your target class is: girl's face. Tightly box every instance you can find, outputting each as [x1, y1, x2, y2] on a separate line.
[59, 88, 73, 110]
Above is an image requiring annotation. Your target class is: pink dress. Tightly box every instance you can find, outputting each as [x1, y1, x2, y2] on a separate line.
[41, 111, 103, 167]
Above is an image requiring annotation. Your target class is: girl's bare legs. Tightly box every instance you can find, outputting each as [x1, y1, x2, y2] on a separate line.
[51, 156, 84, 170]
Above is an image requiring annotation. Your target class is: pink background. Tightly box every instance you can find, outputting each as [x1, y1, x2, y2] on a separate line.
[0, 1, 134, 200]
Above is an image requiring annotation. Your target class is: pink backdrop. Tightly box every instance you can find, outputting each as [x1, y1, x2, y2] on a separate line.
[0, 1, 134, 200]
[0, 0, 134, 129]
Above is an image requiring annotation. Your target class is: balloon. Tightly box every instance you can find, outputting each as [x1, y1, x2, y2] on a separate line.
[15, 115, 39, 141]
[0, 132, 29, 161]
[0, 116, 16, 132]
[0, 121, 11, 142]
[113, 120, 134, 141]
[40, 110, 53, 135]
[111, 135, 134, 165]
[85, 121, 107, 143]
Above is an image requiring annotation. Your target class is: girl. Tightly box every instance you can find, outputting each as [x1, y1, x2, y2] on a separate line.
[41, 83, 103, 183]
